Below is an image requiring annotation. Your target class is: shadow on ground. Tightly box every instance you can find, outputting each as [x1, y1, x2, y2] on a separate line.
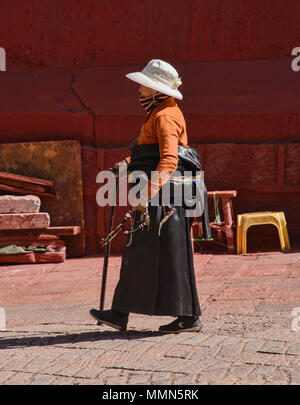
[0, 330, 164, 349]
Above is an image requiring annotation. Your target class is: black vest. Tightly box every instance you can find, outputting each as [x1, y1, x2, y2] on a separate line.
[127, 142, 211, 239]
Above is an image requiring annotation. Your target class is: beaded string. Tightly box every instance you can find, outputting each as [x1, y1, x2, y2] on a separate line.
[99, 207, 151, 248]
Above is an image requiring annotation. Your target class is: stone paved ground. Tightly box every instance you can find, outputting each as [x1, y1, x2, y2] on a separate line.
[0, 248, 300, 385]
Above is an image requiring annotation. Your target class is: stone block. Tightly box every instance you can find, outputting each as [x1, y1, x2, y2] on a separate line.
[0, 195, 41, 213]
[0, 212, 50, 230]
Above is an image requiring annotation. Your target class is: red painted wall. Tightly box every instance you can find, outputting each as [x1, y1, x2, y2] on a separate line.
[1, 0, 300, 69]
[0, 1, 299, 254]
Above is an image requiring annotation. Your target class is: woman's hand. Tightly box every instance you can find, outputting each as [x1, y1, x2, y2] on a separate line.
[130, 186, 150, 214]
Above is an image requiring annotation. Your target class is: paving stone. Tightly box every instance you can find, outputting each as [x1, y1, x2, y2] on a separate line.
[237, 376, 264, 385]
[72, 366, 105, 379]
[240, 352, 293, 368]
[95, 367, 125, 378]
[214, 377, 241, 385]
[23, 351, 66, 373]
[151, 378, 171, 385]
[162, 332, 199, 344]
[150, 371, 172, 385]
[103, 375, 127, 385]
[41, 350, 88, 374]
[203, 360, 231, 371]
[289, 369, 300, 384]
[262, 369, 288, 384]
[55, 363, 90, 378]
[0, 353, 15, 369]
[289, 268, 300, 278]
[149, 357, 191, 373]
[197, 335, 227, 347]
[4, 371, 32, 385]
[242, 338, 265, 353]
[71, 338, 125, 350]
[196, 368, 227, 384]
[73, 378, 103, 385]
[258, 340, 287, 355]
[285, 342, 300, 356]
[92, 348, 160, 370]
[221, 336, 243, 345]
[245, 328, 296, 343]
[191, 345, 221, 360]
[224, 364, 255, 379]
[128, 372, 150, 385]
[3, 353, 39, 372]
[0, 370, 15, 384]
[218, 285, 270, 300]
[29, 373, 56, 385]
[161, 344, 194, 359]
[51, 376, 74, 385]
[172, 374, 195, 385]
[247, 364, 284, 383]
[217, 343, 244, 358]
[182, 333, 213, 345]
[48, 350, 108, 378]
[265, 290, 300, 305]
[111, 340, 154, 352]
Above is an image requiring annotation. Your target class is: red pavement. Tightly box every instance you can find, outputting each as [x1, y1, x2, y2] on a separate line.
[0, 248, 300, 385]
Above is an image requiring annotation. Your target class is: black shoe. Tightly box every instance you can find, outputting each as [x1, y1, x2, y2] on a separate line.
[159, 316, 202, 334]
[89, 309, 128, 332]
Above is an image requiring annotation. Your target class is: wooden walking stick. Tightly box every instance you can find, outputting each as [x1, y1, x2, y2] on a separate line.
[98, 167, 118, 324]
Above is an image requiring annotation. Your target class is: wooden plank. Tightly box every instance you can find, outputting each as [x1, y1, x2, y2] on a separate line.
[0, 252, 36, 263]
[0, 226, 81, 236]
[207, 190, 237, 198]
[0, 183, 56, 198]
[0, 171, 54, 188]
[36, 248, 66, 263]
[0, 239, 65, 248]
[243, 185, 300, 193]
[0, 234, 59, 241]
[0, 178, 46, 193]
[42, 226, 81, 235]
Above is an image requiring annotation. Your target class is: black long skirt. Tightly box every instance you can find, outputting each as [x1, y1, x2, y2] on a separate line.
[111, 202, 201, 317]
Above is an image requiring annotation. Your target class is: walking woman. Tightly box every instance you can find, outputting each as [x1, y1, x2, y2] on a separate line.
[90, 59, 208, 334]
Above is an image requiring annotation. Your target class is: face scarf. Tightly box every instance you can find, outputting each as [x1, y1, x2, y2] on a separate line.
[139, 92, 170, 115]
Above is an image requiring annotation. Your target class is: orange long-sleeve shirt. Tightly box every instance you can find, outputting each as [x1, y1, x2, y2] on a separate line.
[125, 97, 189, 200]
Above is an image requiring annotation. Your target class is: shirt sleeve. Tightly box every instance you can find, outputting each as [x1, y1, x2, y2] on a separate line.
[141, 114, 181, 200]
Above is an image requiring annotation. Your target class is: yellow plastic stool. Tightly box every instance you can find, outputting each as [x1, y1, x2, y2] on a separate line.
[236, 211, 291, 254]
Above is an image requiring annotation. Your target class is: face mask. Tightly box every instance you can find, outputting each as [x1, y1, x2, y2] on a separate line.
[139, 92, 169, 115]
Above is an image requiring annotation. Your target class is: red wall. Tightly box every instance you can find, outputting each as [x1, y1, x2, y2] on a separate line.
[0, 1, 300, 254]
[1, 0, 300, 69]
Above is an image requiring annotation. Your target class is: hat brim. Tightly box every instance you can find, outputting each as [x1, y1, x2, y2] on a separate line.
[125, 72, 183, 100]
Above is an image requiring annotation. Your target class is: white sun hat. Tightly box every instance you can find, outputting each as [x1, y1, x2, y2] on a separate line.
[125, 59, 183, 100]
